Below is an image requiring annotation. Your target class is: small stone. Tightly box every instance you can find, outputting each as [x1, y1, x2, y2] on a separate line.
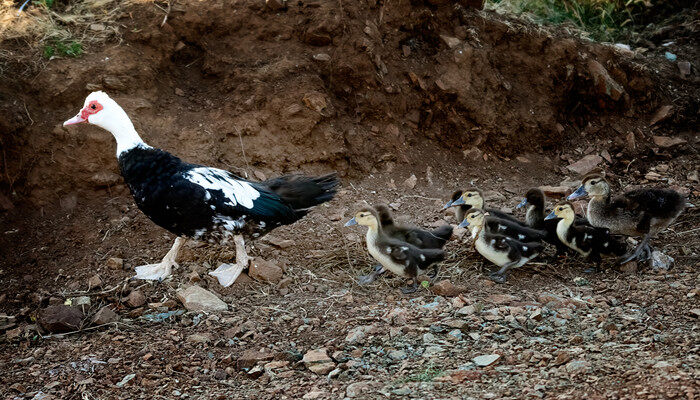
[486, 294, 517, 305]
[567, 155, 603, 176]
[553, 351, 573, 365]
[431, 280, 464, 297]
[473, 354, 500, 367]
[677, 61, 691, 77]
[439, 35, 461, 48]
[266, 0, 287, 10]
[303, 348, 335, 375]
[116, 373, 136, 388]
[176, 285, 228, 312]
[174, 88, 185, 96]
[587, 59, 625, 101]
[345, 325, 370, 344]
[89, 172, 121, 187]
[619, 261, 637, 274]
[457, 305, 476, 316]
[302, 92, 327, 113]
[388, 349, 407, 360]
[237, 349, 273, 370]
[312, 53, 330, 62]
[404, 174, 417, 189]
[650, 105, 673, 126]
[88, 275, 103, 289]
[652, 136, 686, 148]
[89, 23, 105, 31]
[565, 360, 590, 373]
[126, 290, 146, 308]
[248, 258, 283, 283]
[39, 305, 83, 333]
[530, 309, 543, 321]
[92, 306, 119, 325]
[651, 251, 674, 271]
[102, 75, 126, 91]
[689, 309, 700, 318]
[447, 329, 463, 341]
[346, 381, 375, 398]
[106, 257, 124, 270]
[187, 333, 212, 343]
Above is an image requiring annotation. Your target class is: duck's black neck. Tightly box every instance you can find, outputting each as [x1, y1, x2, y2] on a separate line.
[526, 200, 545, 228]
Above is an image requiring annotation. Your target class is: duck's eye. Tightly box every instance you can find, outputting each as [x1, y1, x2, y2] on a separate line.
[91, 104, 97, 110]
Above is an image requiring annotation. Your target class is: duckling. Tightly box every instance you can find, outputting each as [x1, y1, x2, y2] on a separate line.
[345, 207, 446, 294]
[568, 173, 685, 263]
[443, 190, 470, 222]
[458, 209, 543, 283]
[545, 202, 627, 272]
[375, 204, 453, 249]
[446, 188, 523, 226]
[358, 204, 453, 285]
[480, 213, 548, 243]
[517, 188, 581, 256]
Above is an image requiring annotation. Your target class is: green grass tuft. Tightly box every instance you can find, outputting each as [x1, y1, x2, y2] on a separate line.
[42, 40, 83, 59]
[486, 0, 651, 42]
[400, 364, 444, 383]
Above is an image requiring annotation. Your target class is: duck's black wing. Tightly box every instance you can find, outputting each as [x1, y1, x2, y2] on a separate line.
[484, 216, 547, 242]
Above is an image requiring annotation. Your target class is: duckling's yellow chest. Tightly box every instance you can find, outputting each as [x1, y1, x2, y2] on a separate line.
[474, 235, 512, 267]
[366, 230, 409, 277]
[556, 220, 590, 256]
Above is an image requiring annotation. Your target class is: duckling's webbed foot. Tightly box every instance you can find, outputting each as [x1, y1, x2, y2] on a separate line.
[400, 280, 418, 294]
[357, 265, 386, 286]
[488, 262, 516, 284]
[618, 235, 651, 265]
[427, 266, 438, 280]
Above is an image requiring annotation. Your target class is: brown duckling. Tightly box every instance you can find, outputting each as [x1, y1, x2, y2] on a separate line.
[568, 173, 685, 263]
[345, 207, 446, 294]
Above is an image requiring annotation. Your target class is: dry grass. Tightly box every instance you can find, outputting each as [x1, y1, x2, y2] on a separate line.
[0, 0, 138, 75]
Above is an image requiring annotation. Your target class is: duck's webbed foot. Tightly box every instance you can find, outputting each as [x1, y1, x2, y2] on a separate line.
[209, 235, 248, 287]
[400, 280, 418, 294]
[427, 266, 439, 280]
[488, 262, 516, 284]
[133, 237, 185, 281]
[618, 235, 651, 265]
[357, 265, 385, 286]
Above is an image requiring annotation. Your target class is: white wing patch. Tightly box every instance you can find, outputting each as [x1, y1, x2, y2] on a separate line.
[185, 167, 260, 209]
[518, 234, 525, 240]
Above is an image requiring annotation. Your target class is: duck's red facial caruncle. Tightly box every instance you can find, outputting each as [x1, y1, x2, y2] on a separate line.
[64, 100, 103, 126]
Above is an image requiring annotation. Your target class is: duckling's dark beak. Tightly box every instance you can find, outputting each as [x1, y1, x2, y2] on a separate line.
[568, 186, 587, 200]
[442, 200, 453, 209]
[344, 217, 358, 227]
[458, 219, 470, 228]
[451, 197, 466, 206]
[544, 211, 557, 220]
[516, 198, 527, 209]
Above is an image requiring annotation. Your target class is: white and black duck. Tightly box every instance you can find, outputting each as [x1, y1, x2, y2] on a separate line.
[64, 91, 339, 286]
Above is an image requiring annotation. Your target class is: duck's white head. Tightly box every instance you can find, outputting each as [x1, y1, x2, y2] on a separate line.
[64, 91, 146, 157]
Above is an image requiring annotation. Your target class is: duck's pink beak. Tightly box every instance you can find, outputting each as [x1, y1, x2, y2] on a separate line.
[63, 113, 87, 126]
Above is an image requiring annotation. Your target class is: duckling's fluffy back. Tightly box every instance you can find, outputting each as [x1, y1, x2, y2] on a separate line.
[622, 188, 686, 219]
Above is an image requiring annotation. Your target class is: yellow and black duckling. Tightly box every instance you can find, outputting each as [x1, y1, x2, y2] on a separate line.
[345, 207, 446, 294]
[358, 204, 454, 284]
[458, 209, 544, 283]
[568, 173, 685, 263]
[545, 202, 627, 272]
[445, 188, 523, 226]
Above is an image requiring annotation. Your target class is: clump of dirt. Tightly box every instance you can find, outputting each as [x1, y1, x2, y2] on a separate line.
[0, 0, 697, 207]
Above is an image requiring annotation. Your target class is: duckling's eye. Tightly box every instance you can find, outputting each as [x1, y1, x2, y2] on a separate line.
[90, 104, 97, 110]
[467, 193, 473, 197]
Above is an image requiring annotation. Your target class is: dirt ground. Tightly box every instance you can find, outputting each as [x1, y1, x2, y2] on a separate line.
[0, 0, 698, 399]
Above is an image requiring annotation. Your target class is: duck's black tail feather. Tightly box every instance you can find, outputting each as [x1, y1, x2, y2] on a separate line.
[264, 173, 339, 211]
[419, 248, 447, 268]
[374, 204, 394, 226]
[430, 225, 454, 248]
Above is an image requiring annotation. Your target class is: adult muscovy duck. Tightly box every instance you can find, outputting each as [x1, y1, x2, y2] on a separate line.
[64, 91, 339, 286]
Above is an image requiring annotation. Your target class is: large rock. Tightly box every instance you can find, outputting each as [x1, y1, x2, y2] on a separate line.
[473, 354, 500, 367]
[248, 258, 283, 283]
[303, 348, 335, 375]
[587, 59, 625, 101]
[652, 136, 686, 148]
[567, 155, 603, 176]
[39, 305, 83, 333]
[237, 349, 274, 370]
[126, 290, 146, 308]
[431, 280, 465, 297]
[176, 285, 228, 312]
